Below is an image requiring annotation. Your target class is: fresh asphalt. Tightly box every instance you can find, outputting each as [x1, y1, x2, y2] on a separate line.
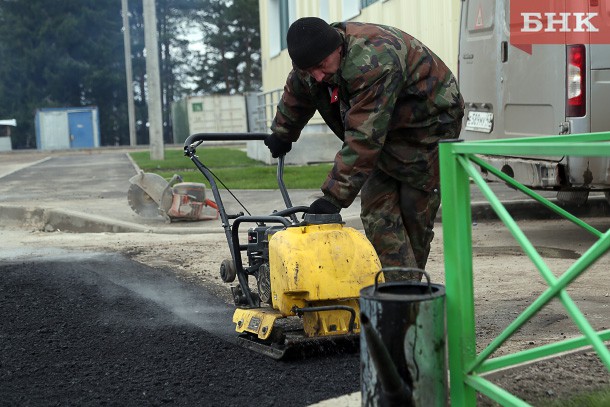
[0, 148, 608, 234]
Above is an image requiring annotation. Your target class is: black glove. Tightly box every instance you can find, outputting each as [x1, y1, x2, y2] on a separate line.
[308, 197, 341, 214]
[264, 133, 292, 158]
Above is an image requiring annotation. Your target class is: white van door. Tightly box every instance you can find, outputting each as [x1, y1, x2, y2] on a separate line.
[460, 0, 567, 141]
[459, 0, 570, 188]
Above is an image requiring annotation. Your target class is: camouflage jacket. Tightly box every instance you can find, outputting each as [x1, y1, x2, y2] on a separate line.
[270, 22, 464, 208]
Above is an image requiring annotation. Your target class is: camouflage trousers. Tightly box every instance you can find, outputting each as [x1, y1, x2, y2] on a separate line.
[360, 167, 441, 281]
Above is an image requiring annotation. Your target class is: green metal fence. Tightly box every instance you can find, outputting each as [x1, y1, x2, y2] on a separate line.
[439, 132, 610, 406]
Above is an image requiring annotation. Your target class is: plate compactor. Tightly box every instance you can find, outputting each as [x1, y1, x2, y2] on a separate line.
[184, 133, 383, 359]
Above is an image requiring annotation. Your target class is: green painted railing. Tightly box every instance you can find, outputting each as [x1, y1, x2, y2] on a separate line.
[439, 132, 610, 406]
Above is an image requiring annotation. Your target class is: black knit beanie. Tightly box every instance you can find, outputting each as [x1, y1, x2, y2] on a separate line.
[287, 17, 342, 70]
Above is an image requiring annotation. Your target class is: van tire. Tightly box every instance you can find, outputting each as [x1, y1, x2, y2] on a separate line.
[557, 190, 589, 206]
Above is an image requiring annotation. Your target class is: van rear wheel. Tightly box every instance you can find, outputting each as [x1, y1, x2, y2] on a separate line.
[557, 190, 589, 206]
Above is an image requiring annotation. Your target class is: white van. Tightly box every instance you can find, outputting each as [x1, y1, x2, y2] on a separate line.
[458, 0, 610, 204]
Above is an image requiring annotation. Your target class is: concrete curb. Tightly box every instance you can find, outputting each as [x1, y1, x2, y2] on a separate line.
[3, 196, 608, 235]
[0, 205, 150, 233]
[0, 205, 226, 234]
[462, 196, 610, 222]
[0, 203, 366, 235]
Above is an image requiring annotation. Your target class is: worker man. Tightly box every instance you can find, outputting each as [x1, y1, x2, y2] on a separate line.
[264, 17, 464, 280]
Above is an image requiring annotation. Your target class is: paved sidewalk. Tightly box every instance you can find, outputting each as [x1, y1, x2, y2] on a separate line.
[0, 149, 356, 233]
[0, 148, 608, 234]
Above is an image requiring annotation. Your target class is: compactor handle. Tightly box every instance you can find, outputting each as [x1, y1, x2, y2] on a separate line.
[184, 132, 298, 221]
[184, 132, 269, 148]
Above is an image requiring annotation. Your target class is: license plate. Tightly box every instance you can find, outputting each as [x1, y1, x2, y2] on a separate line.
[465, 111, 493, 133]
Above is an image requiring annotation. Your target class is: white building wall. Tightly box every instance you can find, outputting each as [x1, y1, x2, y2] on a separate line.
[259, 0, 460, 92]
[254, 0, 461, 165]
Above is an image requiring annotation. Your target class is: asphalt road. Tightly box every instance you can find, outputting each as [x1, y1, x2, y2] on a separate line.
[0, 252, 361, 406]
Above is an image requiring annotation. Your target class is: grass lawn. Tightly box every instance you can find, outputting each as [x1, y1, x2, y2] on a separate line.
[129, 147, 332, 189]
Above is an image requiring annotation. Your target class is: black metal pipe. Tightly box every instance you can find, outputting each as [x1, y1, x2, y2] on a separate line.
[269, 206, 309, 218]
[277, 156, 298, 223]
[184, 132, 269, 147]
[292, 305, 357, 333]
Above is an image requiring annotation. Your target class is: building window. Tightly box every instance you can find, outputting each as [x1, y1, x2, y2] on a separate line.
[342, 0, 361, 21]
[319, 0, 330, 22]
[341, 0, 360, 21]
[361, 0, 380, 7]
[279, 0, 290, 50]
[269, 0, 296, 57]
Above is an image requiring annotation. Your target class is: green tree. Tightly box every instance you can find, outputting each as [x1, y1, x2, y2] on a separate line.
[0, 0, 128, 148]
[0, 0, 259, 149]
[157, 0, 200, 142]
[128, 0, 200, 144]
[193, 0, 261, 94]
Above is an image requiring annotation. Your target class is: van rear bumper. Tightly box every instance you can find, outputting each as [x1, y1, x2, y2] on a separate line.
[475, 155, 610, 190]
[475, 155, 563, 189]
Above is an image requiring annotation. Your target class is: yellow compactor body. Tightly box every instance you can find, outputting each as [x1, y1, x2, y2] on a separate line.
[232, 221, 381, 357]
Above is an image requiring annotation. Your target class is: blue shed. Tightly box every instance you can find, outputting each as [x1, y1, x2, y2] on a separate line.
[35, 107, 100, 150]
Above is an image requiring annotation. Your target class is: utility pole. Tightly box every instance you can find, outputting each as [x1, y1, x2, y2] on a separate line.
[142, 0, 164, 160]
[121, 0, 137, 147]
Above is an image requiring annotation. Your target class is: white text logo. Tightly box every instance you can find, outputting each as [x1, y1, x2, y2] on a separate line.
[521, 12, 599, 33]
